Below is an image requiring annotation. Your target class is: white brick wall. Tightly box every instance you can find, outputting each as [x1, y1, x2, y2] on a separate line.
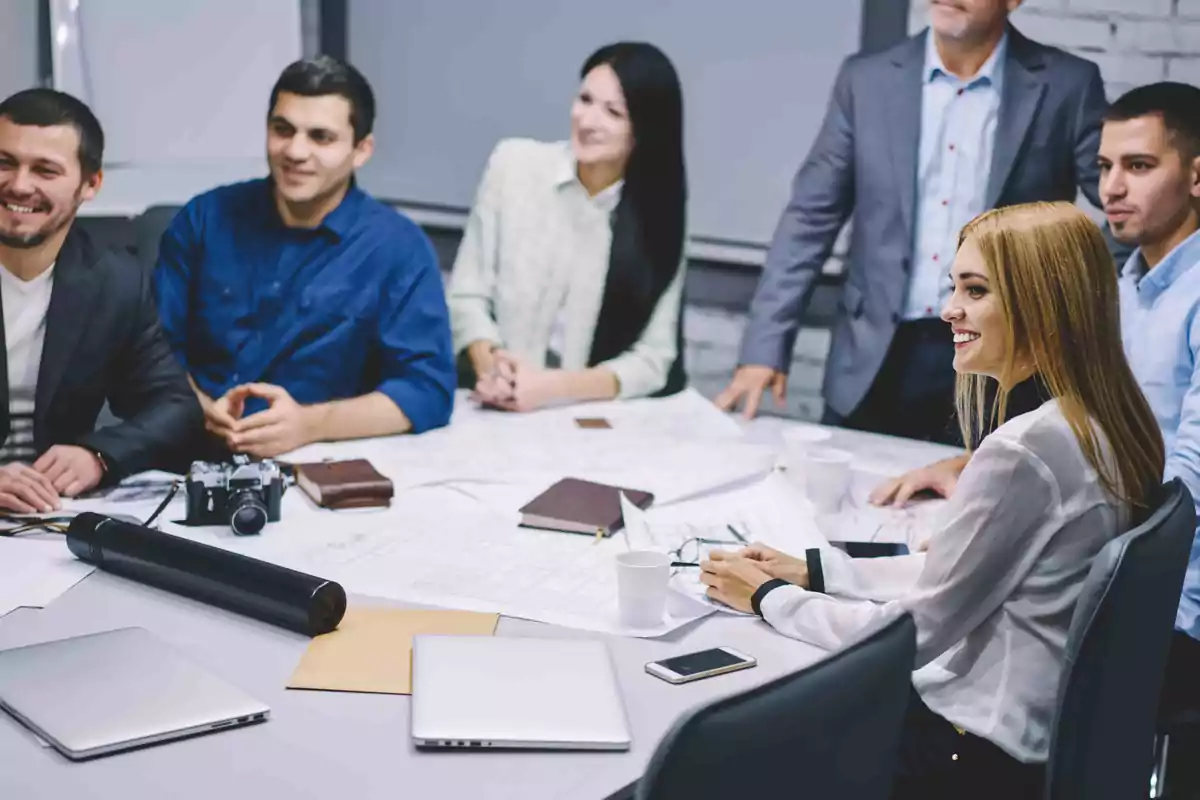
[909, 0, 1200, 99]
[684, 306, 830, 421]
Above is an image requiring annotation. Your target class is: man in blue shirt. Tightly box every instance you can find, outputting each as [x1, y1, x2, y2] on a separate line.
[155, 56, 455, 458]
[1098, 82, 1200, 719]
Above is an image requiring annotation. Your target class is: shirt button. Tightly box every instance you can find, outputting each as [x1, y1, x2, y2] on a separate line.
[956, 88, 964, 96]
[942, 199, 949, 207]
[932, 253, 940, 262]
[232, 373, 240, 382]
[948, 144, 956, 152]
[926, 306, 933, 315]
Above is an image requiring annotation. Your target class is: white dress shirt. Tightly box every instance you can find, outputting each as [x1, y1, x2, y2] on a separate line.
[760, 399, 1128, 762]
[0, 263, 54, 462]
[448, 138, 685, 399]
[903, 32, 1006, 320]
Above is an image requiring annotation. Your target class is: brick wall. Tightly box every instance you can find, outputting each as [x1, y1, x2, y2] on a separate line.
[909, 0, 1200, 98]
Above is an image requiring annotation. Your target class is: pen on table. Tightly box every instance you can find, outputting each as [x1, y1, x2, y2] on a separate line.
[726, 524, 748, 544]
[671, 561, 699, 568]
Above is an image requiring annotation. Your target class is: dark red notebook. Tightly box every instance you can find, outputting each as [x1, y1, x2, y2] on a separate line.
[518, 478, 655, 537]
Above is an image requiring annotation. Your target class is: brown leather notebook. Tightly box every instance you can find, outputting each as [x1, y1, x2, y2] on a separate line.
[294, 459, 394, 510]
[518, 477, 654, 537]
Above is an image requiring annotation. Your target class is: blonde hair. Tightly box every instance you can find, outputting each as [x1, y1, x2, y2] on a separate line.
[955, 201, 1164, 512]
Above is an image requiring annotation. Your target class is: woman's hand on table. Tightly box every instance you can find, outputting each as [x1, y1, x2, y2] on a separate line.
[699, 550, 777, 613]
[739, 542, 809, 587]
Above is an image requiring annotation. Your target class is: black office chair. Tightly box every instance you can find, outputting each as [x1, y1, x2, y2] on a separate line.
[134, 204, 183, 273]
[635, 612, 916, 800]
[1044, 479, 1196, 800]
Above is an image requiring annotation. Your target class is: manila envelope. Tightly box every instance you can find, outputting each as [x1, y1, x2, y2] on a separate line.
[287, 607, 499, 695]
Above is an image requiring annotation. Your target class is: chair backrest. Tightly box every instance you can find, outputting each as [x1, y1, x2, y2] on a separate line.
[1045, 479, 1196, 800]
[134, 204, 183, 273]
[636, 612, 916, 800]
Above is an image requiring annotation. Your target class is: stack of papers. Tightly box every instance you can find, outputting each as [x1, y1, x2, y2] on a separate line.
[0, 538, 95, 617]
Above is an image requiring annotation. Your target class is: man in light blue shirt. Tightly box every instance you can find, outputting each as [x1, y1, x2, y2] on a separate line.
[1100, 82, 1200, 718]
[903, 28, 1005, 322]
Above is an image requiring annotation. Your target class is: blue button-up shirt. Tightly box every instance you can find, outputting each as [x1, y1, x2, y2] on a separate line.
[154, 178, 455, 434]
[903, 32, 1006, 320]
[1119, 229, 1200, 638]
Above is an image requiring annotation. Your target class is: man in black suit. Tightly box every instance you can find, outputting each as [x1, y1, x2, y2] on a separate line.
[0, 88, 200, 513]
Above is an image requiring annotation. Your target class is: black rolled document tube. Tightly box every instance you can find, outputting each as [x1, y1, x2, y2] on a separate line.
[67, 512, 346, 636]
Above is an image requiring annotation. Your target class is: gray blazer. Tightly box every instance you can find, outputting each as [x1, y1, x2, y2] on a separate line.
[739, 27, 1109, 416]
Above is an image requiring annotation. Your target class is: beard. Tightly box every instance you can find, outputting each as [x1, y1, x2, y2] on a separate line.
[0, 190, 82, 249]
[0, 212, 71, 248]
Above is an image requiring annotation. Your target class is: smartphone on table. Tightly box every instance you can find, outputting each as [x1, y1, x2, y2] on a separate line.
[645, 646, 757, 684]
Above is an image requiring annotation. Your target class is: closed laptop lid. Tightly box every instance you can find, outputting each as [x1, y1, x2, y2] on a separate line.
[0, 627, 268, 758]
[411, 636, 631, 750]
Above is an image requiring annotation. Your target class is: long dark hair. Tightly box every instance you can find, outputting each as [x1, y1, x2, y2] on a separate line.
[582, 43, 688, 395]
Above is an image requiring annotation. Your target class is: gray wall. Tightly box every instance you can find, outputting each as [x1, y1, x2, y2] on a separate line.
[348, 0, 862, 247]
[0, 1, 40, 99]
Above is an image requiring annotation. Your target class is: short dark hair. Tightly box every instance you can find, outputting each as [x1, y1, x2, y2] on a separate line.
[0, 88, 104, 177]
[268, 55, 376, 143]
[1105, 82, 1200, 157]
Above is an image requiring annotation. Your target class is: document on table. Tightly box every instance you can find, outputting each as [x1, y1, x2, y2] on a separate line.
[0, 538, 95, 617]
[159, 487, 715, 638]
[280, 388, 769, 505]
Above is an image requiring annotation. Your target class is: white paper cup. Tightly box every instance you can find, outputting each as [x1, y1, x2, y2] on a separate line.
[616, 551, 671, 629]
[780, 425, 835, 473]
[803, 447, 854, 513]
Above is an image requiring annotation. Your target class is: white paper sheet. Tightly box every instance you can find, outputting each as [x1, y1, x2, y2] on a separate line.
[0, 538, 95, 617]
[155, 485, 713, 638]
[281, 389, 770, 505]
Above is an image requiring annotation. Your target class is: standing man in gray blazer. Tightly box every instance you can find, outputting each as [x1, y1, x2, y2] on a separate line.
[715, 0, 1109, 445]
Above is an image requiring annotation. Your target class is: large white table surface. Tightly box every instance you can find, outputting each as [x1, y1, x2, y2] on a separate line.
[0, 410, 957, 800]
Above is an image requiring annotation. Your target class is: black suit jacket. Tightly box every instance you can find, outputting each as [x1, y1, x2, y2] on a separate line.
[0, 226, 202, 481]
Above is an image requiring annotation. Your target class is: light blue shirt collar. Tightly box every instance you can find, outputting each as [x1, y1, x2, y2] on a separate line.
[924, 30, 1007, 92]
[1122, 228, 1200, 303]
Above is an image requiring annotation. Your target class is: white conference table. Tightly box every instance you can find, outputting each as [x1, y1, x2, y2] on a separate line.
[0, 416, 956, 800]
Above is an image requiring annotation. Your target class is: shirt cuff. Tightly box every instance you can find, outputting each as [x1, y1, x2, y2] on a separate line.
[451, 313, 504, 356]
[598, 352, 668, 400]
[377, 377, 453, 434]
[759, 583, 810, 628]
[751, 578, 793, 616]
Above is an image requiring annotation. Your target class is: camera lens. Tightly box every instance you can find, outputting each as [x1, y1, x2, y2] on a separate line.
[228, 489, 268, 536]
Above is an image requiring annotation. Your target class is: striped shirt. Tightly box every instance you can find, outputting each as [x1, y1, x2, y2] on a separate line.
[0, 263, 54, 463]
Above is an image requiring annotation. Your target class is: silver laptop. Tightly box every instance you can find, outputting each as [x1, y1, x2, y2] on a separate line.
[0, 627, 269, 759]
[411, 635, 631, 751]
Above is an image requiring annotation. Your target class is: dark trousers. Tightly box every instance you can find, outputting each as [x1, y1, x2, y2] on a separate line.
[1160, 631, 1200, 798]
[823, 319, 962, 447]
[891, 689, 1045, 800]
[1163, 630, 1200, 713]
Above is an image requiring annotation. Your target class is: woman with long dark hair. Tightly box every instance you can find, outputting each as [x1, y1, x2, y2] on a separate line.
[448, 42, 687, 411]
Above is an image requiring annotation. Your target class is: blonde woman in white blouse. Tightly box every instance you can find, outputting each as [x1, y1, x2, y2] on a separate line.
[448, 42, 687, 412]
[701, 203, 1165, 798]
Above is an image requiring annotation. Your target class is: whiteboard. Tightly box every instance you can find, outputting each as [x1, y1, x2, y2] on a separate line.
[51, 0, 302, 215]
[349, 0, 861, 246]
